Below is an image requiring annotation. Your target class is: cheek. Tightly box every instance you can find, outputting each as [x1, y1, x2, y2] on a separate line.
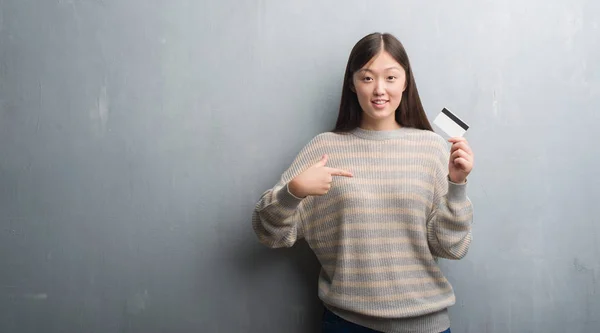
[390, 85, 405, 100]
[356, 88, 372, 104]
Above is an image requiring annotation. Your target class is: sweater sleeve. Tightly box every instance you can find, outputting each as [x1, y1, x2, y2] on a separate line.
[426, 145, 474, 260]
[251, 135, 323, 248]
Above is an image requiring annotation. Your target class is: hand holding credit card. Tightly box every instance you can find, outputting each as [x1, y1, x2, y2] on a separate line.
[432, 108, 473, 183]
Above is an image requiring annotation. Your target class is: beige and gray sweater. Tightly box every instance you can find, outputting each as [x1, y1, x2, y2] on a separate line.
[252, 127, 473, 333]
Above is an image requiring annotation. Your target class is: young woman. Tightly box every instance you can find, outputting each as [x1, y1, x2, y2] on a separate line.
[252, 32, 474, 333]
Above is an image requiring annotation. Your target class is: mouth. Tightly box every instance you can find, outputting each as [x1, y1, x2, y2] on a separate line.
[371, 99, 389, 108]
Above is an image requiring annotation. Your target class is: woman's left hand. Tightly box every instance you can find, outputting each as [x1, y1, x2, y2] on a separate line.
[448, 137, 474, 184]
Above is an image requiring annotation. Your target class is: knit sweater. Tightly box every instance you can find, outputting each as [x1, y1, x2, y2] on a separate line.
[252, 126, 473, 333]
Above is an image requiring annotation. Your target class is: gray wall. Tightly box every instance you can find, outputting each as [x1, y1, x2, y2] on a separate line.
[1, 0, 599, 332]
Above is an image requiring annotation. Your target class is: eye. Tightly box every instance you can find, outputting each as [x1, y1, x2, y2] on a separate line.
[362, 76, 373, 82]
[387, 76, 397, 81]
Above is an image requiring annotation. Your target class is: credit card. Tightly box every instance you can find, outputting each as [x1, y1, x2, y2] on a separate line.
[433, 108, 469, 137]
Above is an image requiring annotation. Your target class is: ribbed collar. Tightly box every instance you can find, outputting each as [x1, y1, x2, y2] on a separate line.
[350, 126, 413, 140]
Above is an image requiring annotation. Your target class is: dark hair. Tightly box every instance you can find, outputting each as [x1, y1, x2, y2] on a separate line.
[333, 32, 433, 132]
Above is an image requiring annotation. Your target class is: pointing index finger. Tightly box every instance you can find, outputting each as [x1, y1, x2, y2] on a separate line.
[326, 167, 354, 177]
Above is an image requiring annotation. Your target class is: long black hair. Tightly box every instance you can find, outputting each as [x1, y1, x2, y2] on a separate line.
[333, 32, 433, 132]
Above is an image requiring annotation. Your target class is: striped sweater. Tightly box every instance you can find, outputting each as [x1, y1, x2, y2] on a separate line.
[252, 126, 473, 333]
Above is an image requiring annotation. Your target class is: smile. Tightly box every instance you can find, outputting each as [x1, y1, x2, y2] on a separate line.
[371, 99, 389, 108]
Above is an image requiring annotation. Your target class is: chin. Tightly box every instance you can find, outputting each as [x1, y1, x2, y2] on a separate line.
[366, 110, 395, 120]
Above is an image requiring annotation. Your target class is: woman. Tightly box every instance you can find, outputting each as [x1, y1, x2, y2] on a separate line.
[252, 32, 474, 333]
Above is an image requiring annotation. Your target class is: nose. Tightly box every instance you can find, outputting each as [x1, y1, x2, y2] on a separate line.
[373, 79, 385, 96]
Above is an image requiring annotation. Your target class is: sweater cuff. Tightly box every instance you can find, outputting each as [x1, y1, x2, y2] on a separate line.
[447, 179, 467, 202]
[274, 183, 304, 209]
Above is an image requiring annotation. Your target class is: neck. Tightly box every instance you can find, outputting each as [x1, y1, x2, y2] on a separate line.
[359, 118, 401, 131]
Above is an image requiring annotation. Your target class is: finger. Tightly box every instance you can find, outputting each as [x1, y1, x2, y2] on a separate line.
[453, 157, 472, 170]
[449, 138, 470, 152]
[448, 137, 467, 143]
[319, 183, 331, 195]
[451, 149, 475, 162]
[450, 142, 472, 155]
[451, 149, 472, 162]
[315, 154, 328, 167]
[326, 168, 354, 177]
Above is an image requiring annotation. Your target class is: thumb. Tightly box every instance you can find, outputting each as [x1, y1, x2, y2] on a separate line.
[315, 154, 328, 167]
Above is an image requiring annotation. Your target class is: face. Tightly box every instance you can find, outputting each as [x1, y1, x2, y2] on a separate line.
[352, 50, 407, 130]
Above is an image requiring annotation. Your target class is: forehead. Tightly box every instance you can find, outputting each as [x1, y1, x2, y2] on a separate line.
[360, 51, 403, 71]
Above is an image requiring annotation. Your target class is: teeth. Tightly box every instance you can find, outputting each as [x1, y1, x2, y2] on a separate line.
[373, 100, 387, 105]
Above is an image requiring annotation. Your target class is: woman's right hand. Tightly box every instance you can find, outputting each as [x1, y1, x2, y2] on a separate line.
[288, 154, 353, 198]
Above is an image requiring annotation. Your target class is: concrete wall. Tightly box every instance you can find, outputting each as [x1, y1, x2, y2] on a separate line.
[1, 0, 599, 332]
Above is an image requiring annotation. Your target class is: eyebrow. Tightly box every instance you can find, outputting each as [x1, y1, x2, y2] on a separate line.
[357, 67, 403, 73]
